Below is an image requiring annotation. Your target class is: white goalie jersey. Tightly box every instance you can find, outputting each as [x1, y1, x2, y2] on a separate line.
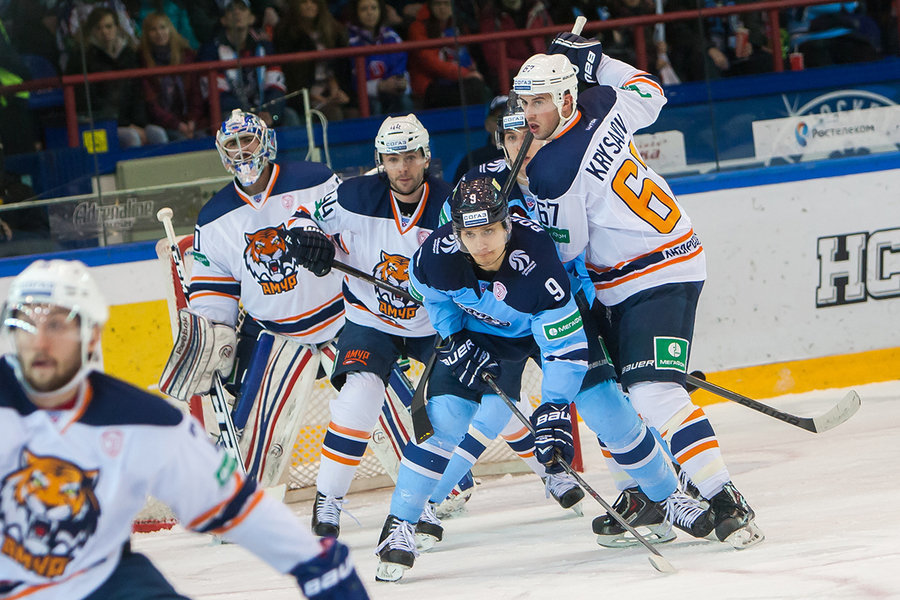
[526, 55, 707, 306]
[189, 161, 345, 344]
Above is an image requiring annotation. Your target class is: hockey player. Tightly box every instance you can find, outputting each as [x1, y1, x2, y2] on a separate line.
[159, 109, 345, 486]
[428, 103, 588, 521]
[0, 259, 368, 600]
[512, 37, 763, 549]
[373, 177, 715, 582]
[287, 114, 452, 538]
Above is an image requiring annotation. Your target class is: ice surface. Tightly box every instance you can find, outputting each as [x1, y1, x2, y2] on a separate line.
[133, 381, 900, 599]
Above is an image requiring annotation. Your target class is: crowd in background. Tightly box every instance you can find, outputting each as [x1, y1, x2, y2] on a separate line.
[0, 0, 897, 155]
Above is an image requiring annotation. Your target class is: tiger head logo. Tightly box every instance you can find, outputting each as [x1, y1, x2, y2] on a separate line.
[244, 226, 300, 295]
[373, 251, 419, 320]
[0, 449, 101, 577]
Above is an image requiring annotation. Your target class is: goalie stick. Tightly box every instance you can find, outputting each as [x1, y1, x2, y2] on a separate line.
[686, 371, 860, 434]
[483, 375, 676, 574]
[157, 207, 247, 473]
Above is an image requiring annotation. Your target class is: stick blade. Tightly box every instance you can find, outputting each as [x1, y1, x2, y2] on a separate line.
[649, 555, 677, 574]
[812, 390, 861, 433]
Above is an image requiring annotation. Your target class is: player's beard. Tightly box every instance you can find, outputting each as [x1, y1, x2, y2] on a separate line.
[388, 171, 425, 197]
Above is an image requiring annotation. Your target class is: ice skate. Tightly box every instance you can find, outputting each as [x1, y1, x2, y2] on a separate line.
[415, 502, 443, 551]
[375, 515, 418, 582]
[664, 490, 715, 538]
[311, 491, 343, 537]
[435, 474, 476, 519]
[592, 487, 675, 548]
[545, 471, 585, 516]
[709, 482, 764, 549]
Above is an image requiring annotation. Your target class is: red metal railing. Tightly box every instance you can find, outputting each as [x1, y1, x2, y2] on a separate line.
[1, 0, 897, 147]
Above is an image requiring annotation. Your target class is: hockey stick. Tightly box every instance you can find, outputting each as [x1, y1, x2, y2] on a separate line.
[330, 260, 416, 304]
[157, 207, 247, 473]
[483, 376, 675, 574]
[686, 371, 860, 434]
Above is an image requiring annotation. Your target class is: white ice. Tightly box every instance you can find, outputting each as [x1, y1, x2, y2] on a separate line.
[133, 381, 900, 599]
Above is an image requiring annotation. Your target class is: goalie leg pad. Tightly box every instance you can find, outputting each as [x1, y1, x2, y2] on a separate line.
[237, 331, 322, 487]
[159, 308, 236, 401]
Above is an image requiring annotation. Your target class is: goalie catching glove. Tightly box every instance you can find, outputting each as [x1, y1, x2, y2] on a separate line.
[531, 402, 574, 474]
[547, 32, 604, 85]
[436, 334, 500, 393]
[289, 227, 335, 276]
[159, 308, 236, 401]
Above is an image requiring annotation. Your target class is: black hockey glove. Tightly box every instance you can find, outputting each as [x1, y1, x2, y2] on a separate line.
[290, 538, 369, 599]
[547, 32, 604, 85]
[289, 227, 335, 277]
[436, 335, 500, 392]
[531, 402, 574, 474]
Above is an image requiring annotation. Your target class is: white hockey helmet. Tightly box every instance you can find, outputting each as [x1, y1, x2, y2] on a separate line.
[374, 114, 431, 169]
[3, 260, 108, 392]
[216, 109, 277, 186]
[513, 54, 578, 122]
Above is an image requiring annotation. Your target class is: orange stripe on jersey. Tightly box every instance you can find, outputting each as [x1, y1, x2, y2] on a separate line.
[300, 310, 345, 335]
[327, 422, 372, 440]
[676, 439, 719, 463]
[592, 247, 703, 290]
[272, 293, 344, 323]
[348, 298, 405, 329]
[625, 75, 663, 96]
[60, 383, 92, 434]
[555, 111, 582, 139]
[592, 229, 697, 274]
[235, 163, 280, 207]
[501, 426, 530, 441]
[321, 447, 363, 466]
[601, 448, 613, 458]
[390, 182, 429, 234]
[188, 472, 243, 529]
[192, 275, 238, 283]
[210, 489, 265, 534]
[190, 291, 240, 301]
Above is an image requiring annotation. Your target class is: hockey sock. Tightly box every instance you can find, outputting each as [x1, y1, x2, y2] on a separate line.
[605, 421, 676, 502]
[316, 371, 385, 497]
[393, 439, 454, 523]
[630, 381, 731, 499]
[597, 437, 638, 492]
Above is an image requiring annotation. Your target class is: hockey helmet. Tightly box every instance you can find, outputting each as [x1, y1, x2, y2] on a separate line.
[374, 114, 431, 169]
[494, 98, 528, 157]
[513, 54, 578, 123]
[449, 176, 511, 252]
[216, 109, 277, 186]
[3, 259, 108, 393]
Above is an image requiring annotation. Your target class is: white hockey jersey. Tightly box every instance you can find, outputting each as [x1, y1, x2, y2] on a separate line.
[291, 173, 452, 337]
[190, 161, 345, 344]
[526, 56, 706, 306]
[0, 358, 322, 600]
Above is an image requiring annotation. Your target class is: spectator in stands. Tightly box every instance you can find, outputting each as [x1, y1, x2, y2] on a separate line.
[791, 2, 880, 68]
[182, 0, 221, 46]
[604, 0, 683, 85]
[199, 0, 288, 127]
[135, 0, 200, 49]
[452, 94, 507, 183]
[58, 0, 139, 71]
[0, 16, 37, 155]
[0, 141, 52, 256]
[407, 0, 489, 109]
[346, 0, 413, 115]
[140, 12, 205, 140]
[68, 7, 168, 148]
[3, 0, 61, 73]
[273, 0, 354, 122]
[478, 0, 552, 92]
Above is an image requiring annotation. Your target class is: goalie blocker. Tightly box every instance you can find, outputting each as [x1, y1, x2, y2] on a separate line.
[159, 308, 237, 401]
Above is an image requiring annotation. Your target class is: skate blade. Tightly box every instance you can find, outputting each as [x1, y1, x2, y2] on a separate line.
[415, 532, 439, 552]
[569, 502, 584, 517]
[375, 562, 408, 582]
[596, 525, 676, 549]
[723, 521, 765, 550]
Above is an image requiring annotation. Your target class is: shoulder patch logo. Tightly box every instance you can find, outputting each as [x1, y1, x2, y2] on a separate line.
[509, 249, 536, 275]
[244, 225, 299, 295]
[0, 449, 101, 578]
[493, 281, 507, 301]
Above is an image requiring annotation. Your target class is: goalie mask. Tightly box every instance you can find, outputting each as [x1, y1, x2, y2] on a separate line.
[216, 109, 278, 187]
[2, 259, 108, 397]
[449, 176, 511, 254]
[513, 54, 578, 135]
